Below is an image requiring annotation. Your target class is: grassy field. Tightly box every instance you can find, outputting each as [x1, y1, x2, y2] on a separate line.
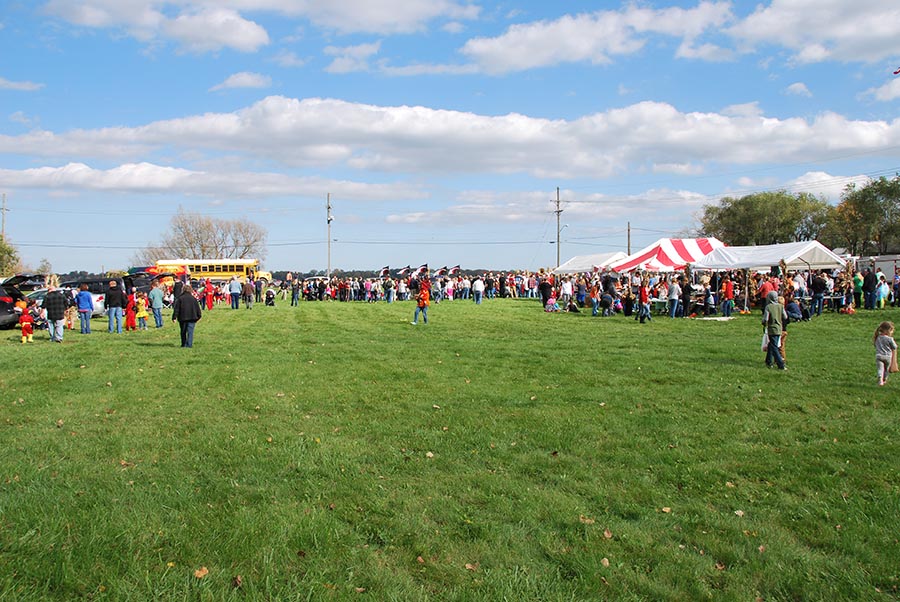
[0, 298, 898, 601]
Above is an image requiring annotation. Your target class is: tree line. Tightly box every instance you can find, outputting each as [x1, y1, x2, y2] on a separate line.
[695, 175, 900, 256]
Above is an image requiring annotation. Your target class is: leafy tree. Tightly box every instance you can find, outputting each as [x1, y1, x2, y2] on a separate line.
[697, 191, 831, 245]
[134, 209, 268, 265]
[0, 236, 21, 276]
[36, 258, 53, 275]
[826, 176, 900, 255]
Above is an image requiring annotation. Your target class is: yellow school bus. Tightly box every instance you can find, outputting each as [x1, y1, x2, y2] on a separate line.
[156, 259, 273, 285]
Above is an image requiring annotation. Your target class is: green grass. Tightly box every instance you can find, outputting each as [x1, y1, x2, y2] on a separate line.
[1, 299, 898, 601]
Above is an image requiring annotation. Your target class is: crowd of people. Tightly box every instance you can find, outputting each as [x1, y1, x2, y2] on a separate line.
[11, 264, 900, 361]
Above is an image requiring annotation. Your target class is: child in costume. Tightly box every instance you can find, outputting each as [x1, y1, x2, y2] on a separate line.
[19, 304, 35, 343]
[135, 291, 150, 330]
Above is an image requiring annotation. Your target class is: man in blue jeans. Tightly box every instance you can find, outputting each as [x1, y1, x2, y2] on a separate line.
[228, 276, 242, 309]
[104, 280, 127, 334]
[148, 280, 165, 328]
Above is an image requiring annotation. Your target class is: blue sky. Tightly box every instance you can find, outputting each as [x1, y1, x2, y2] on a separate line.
[1, 0, 899, 274]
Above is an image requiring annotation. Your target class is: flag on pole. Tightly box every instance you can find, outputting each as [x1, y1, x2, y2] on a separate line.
[379, 266, 390, 277]
[448, 265, 461, 275]
[434, 266, 448, 276]
[398, 265, 412, 275]
[413, 264, 428, 278]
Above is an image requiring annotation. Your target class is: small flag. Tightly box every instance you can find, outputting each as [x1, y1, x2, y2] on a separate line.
[379, 266, 390, 277]
[398, 265, 412, 275]
[449, 265, 461, 275]
[413, 264, 429, 278]
[434, 266, 448, 276]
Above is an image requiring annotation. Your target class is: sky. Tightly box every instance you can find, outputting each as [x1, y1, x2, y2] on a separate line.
[1, 0, 899, 274]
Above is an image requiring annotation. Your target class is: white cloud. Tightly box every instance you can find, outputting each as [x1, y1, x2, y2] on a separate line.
[164, 8, 269, 53]
[442, 21, 464, 34]
[863, 78, 900, 102]
[324, 42, 381, 73]
[786, 82, 812, 97]
[209, 72, 272, 92]
[9, 111, 36, 126]
[43, 0, 479, 46]
[271, 50, 307, 68]
[459, 2, 733, 74]
[0, 76, 45, 91]
[787, 171, 871, 201]
[0, 162, 427, 201]
[2, 96, 899, 182]
[729, 0, 900, 64]
[721, 102, 763, 118]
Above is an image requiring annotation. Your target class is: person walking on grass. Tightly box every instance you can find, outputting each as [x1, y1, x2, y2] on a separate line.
[873, 321, 897, 387]
[762, 291, 787, 370]
[411, 281, 430, 325]
[172, 285, 202, 348]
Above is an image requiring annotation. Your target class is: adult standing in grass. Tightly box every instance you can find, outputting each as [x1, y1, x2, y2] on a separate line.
[75, 283, 94, 334]
[228, 277, 242, 309]
[472, 275, 485, 305]
[43, 284, 68, 343]
[172, 285, 202, 348]
[762, 291, 787, 370]
[148, 280, 164, 328]
[105, 280, 127, 334]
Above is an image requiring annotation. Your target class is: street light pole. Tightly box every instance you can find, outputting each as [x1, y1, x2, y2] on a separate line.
[326, 193, 333, 281]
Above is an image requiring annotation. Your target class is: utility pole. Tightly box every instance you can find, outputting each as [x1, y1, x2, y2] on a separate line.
[326, 193, 333, 282]
[1, 193, 6, 240]
[554, 187, 564, 268]
[627, 221, 631, 255]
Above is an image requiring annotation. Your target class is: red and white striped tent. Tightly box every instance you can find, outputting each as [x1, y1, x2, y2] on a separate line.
[607, 237, 725, 273]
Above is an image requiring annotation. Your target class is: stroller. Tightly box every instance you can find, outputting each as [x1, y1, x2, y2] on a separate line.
[265, 289, 276, 306]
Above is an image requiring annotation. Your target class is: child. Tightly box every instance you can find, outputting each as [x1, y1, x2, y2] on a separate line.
[18, 305, 35, 343]
[412, 285, 430, 324]
[135, 291, 150, 330]
[124, 288, 138, 331]
[545, 295, 560, 312]
[874, 321, 897, 386]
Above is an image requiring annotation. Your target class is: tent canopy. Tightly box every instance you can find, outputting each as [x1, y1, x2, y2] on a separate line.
[694, 241, 846, 271]
[608, 238, 724, 273]
[554, 252, 626, 274]
[692, 240, 845, 272]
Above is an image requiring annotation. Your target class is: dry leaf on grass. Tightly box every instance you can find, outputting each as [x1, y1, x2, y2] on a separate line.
[231, 575, 243, 588]
[715, 561, 726, 571]
[464, 563, 478, 571]
[579, 515, 595, 525]
[734, 510, 744, 517]
[194, 567, 208, 579]
[416, 556, 425, 564]
[603, 528, 613, 539]
[662, 507, 672, 513]
[425, 451, 434, 458]
[601, 557, 610, 567]
[355, 587, 366, 593]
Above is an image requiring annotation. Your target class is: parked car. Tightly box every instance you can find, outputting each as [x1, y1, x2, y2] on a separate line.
[59, 279, 111, 317]
[0, 274, 39, 329]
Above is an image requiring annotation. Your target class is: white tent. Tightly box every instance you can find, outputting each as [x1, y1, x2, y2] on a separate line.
[607, 237, 724, 273]
[554, 252, 626, 274]
[692, 241, 846, 272]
